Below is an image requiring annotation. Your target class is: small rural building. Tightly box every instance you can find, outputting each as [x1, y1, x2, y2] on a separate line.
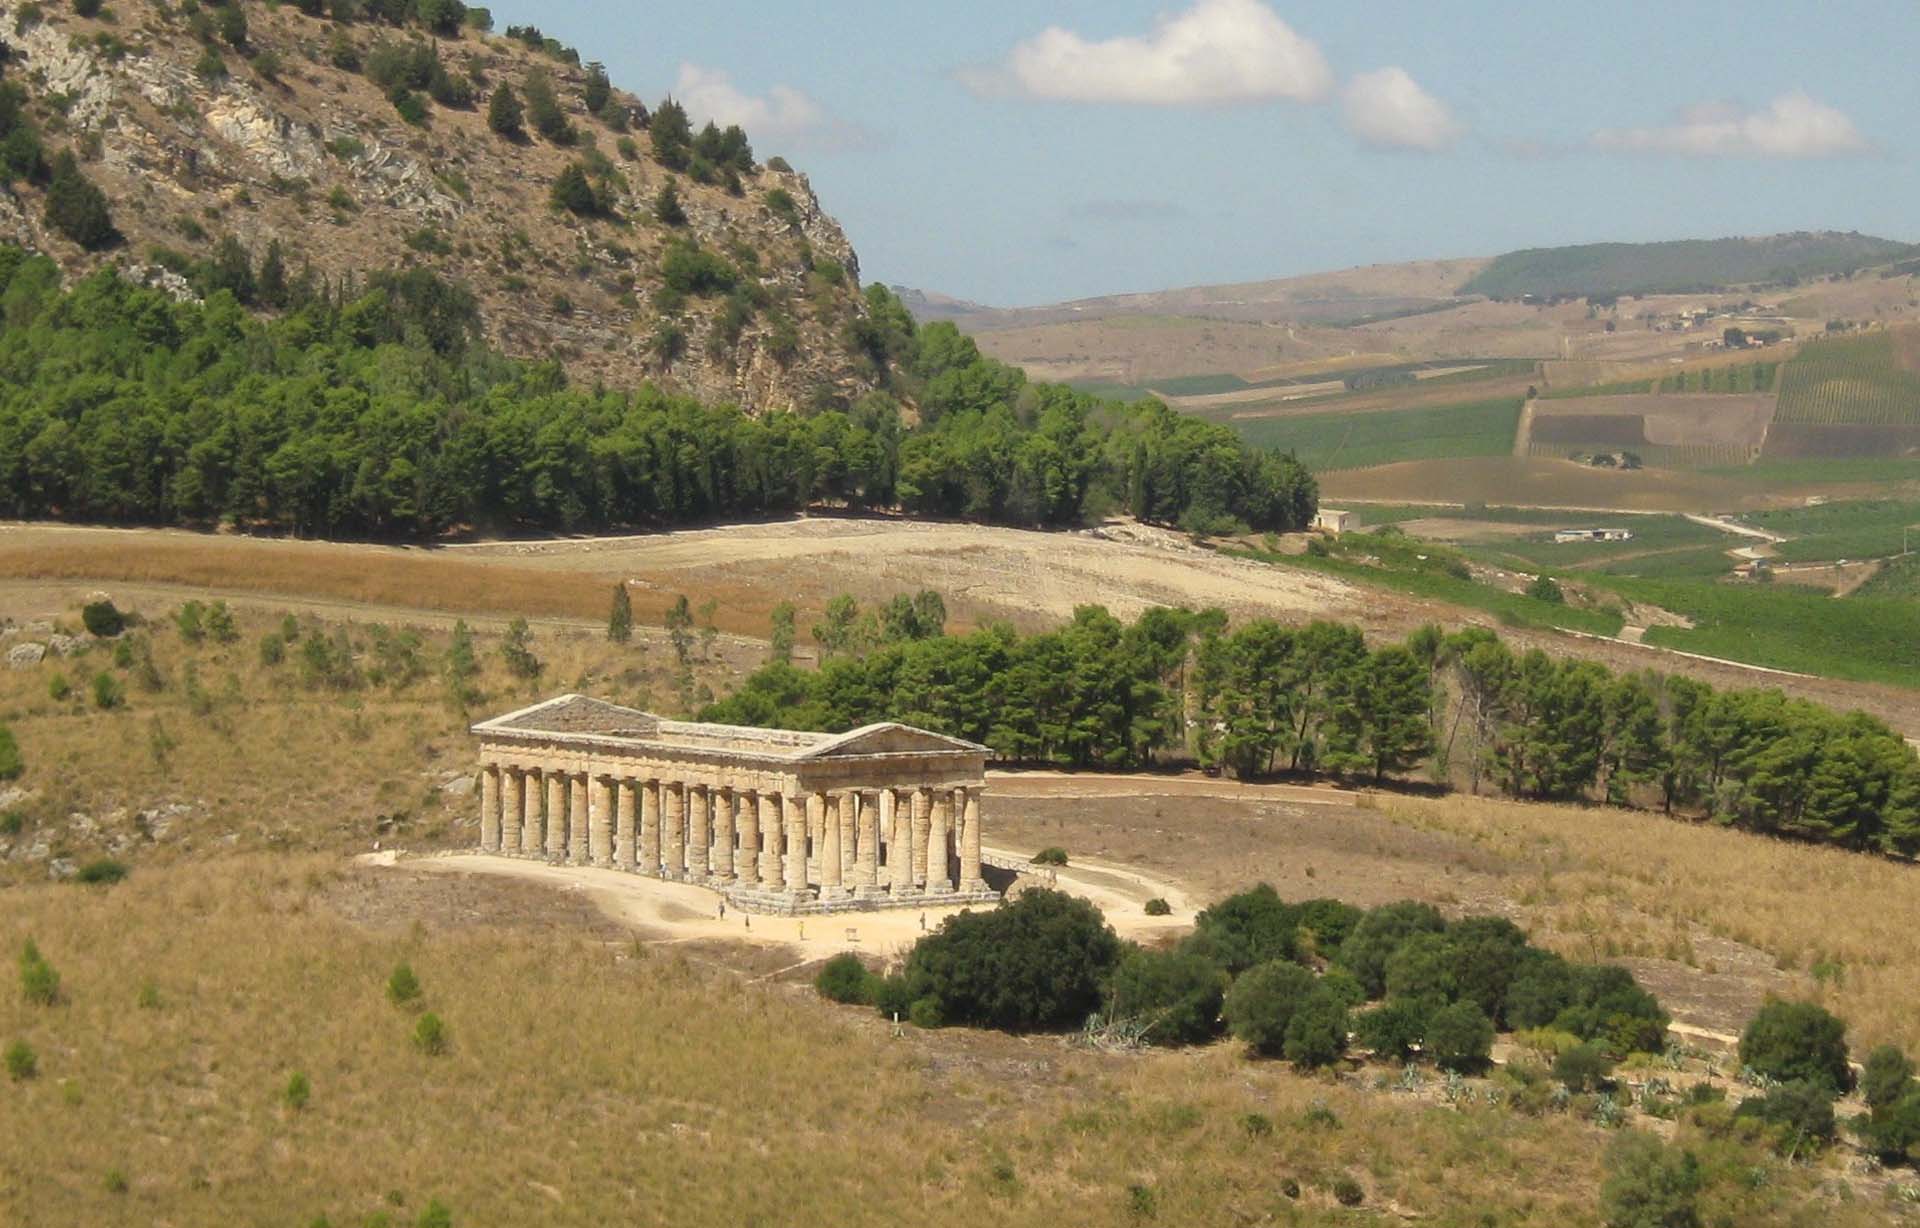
[1553, 528, 1634, 544]
[1313, 508, 1356, 534]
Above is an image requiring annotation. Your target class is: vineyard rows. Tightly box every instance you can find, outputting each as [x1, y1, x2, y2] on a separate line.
[1775, 332, 1920, 425]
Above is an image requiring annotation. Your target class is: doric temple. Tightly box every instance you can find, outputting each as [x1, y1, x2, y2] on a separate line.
[470, 695, 999, 914]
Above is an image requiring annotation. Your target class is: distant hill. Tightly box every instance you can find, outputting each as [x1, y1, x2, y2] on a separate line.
[1460, 232, 1918, 301]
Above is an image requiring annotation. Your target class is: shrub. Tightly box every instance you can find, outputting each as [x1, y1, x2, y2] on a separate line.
[1281, 989, 1349, 1069]
[1292, 898, 1364, 954]
[1738, 1000, 1853, 1094]
[1221, 960, 1316, 1056]
[4, 1039, 35, 1080]
[74, 858, 127, 885]
[1734, 1080, 1836, 1153]
[1442, 915, 1529, 1023]
[1240, 1112, 1272, 1137]
[1553, 1041, 1615, 1092]
[19, 939, 58, 1005]
[48, 673, 69, 701]
[1425, 1001, 1493, 1072]
[487, 83, 523, 138]
[814, 953, 872, 1005]
[1191, 883, 1300, 974]
[387, 962, 422, 1006]
[43, 151, 117, 250]
[90, 670, 124, 710]
[1030, 847, 1067, 866]
[907, 997, 944, 1029]
[81, 598, 125, 637]
[1354, 997, 1427, 1060]
[1335, 900, 1445, 998]
[1331, 1176, 1363, 1207]
[284, 1070, 311, 1110]
[1317, 968, 1367, 1008]
[1527, 575, 1566, 604]
[259, 633, 285, 666]
[902, 890, 1121, 1032]
[412, 1012, 447, 1055]
[871, 973, 913, 1020]
[1862, 1043, 1915, 1111]
[1383, 931, 1457, 1003]
[417, 1198, 453, 1228]
[1862, 1088, 1920, 1162]
[1600, 1133, 1701, 1228]
[1102, 945, 1226, 1046]
[1143, 897, 1171, 917]
[0, 724, 20, 780]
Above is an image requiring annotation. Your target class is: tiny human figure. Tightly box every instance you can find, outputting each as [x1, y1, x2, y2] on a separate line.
[918, 912, 927, 932]
[744, 916, 751, 930]
[798, 921, 806, 940]
[717, 902, 726, 920]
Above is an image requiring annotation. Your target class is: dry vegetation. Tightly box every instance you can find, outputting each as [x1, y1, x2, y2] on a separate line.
[1, 854, 1906, 1227]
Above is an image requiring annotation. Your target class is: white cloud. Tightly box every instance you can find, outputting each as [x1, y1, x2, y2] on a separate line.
[962, 0, 1333, 105]
[1341, 67, 1462, 151]
[1591, 91, 1868, 158]
[674, 64, 872, 151]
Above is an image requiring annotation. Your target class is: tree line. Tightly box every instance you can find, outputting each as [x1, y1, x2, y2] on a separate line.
[0, 250, 1316, 538]
[706, 601, 1920, 858]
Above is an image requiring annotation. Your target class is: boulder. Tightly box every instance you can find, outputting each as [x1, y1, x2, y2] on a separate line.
[6, 642, 46, 669]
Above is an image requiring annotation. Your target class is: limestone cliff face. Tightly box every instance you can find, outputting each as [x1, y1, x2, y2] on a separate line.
[0, 1, 877, 411]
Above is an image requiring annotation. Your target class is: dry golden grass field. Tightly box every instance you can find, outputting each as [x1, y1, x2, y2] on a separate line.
[4, 552, 1920, 1224]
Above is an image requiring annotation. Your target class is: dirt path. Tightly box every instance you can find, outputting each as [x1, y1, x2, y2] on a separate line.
[1685, 513, 1787, 543]
[372, 845, 1196, 965]
[1512, 398, 1535, 457]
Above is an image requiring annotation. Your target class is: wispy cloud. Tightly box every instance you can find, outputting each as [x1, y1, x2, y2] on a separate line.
[1591, 91, 1868, 158]
[674, 64, 878, 152]
[958, 0, 1332, 106]
[1342, 67, 1463, 152]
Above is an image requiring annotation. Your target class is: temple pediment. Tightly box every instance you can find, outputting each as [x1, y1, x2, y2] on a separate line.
[797, 723, 989, 759]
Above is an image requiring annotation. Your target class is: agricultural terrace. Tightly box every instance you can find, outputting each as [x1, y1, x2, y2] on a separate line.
[1539, 360, 1780, 399]
[1775, 330, 1920, 425]
[1526, 394, 1774, 469]
[1232, 397, 1524, 471]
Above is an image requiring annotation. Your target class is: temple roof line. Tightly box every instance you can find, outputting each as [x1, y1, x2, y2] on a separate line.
[471, 694, 989, 762]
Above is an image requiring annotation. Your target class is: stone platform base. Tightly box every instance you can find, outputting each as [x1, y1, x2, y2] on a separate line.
[723, 883, 1001, 916]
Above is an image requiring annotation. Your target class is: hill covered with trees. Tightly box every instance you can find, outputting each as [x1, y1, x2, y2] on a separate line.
[0, 247, 1315, 536]
[1461, 232, 1917, 300]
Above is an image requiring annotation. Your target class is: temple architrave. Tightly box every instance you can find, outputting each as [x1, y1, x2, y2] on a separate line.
[470, 695, 999, 914]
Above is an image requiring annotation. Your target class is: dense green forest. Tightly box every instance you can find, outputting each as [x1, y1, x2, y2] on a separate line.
[705, 601, 1920, 858]
[0, 249, 1314, 536]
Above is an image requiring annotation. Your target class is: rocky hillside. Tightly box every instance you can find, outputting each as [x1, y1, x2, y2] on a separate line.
[0, 0, 875, 410]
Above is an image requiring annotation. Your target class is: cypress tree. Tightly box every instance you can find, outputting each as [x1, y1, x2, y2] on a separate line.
[486, 83, 523, 138]
[607, 583, 632, 643]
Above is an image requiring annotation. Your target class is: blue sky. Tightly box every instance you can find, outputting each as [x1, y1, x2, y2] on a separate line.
[510, 1, 1917, 306]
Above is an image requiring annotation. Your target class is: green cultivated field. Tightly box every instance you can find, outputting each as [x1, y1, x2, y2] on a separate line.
[1742, 499, 1920, 563]
[1540, 361, 1776, 400]
[1594, 577, 1920, 686]
[1458, 514, 1727, 573]
[1854, 553, 1920, 598]
[1235, 397, 1524, 470]
[1775, 332, 1920, 425]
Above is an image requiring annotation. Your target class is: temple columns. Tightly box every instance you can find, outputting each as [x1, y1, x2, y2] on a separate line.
[958, 786, 986, 892]
[663, 782, 686, 879]
[758, 791, 783, 888]
[501, 769, 526, 855]
[615, 779, 637, 871]
[479, 765, 501, 852]
[838, 793, 856, 881]
[568, 774, 590, 866]
[711, 787, 735, 881]
[820, 793, 845, 898]
[589, 775, 614, 866]
[926, 789, 952, 893]
[855, 792, 881, 896]
[544, 771, 567, 860]
[911, 787, 932, 887]
[736, 790, 759, 886]
[889, 788, 915, 896]
[687, 785, 711, 880]
[639, 780, 661, 877]
[784, 793, 808, 894]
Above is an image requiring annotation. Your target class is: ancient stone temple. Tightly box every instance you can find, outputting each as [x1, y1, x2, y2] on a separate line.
[470, 695, 998, 914]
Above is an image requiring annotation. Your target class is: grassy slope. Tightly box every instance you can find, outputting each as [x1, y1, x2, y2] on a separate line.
[1461, 233, 1916, 299]
[1745, 499, 1920, 563]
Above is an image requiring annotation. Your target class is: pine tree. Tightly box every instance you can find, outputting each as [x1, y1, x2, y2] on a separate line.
[486, 83, 523, 138]
[653, 181, 685, 226]
[583, 62, 610, 114]
[42, 150, 115, 250]
[649, 97, 691, 170]
[550, 163, 598, 216]
[257, 240, 288, 309]
[607, 583, 632, 643]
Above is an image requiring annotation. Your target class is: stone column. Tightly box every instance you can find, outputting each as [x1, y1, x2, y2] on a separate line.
[889, 789, 915, 895]
[663, 782, 686, 879]
[839, 793, 857, 881]
[639, 780, 661, 877]
[687, 784, 711, 880]
[784, 792, 809, 893]
[479, 764, 501, 852]
[855, 791, 881, 896]
[958, 786, 986, 892]
[501, 768, 526, 855]
[911, 787, 933, 887]
[589, 775, 614, 866]
[544, 770, 567, 860]
[758, 791, 784, 889]
[711, 787, 735, 881]
[615, 779, 637, 871]
[568, 774, 590, 866]
[736, 790, 759, 886]
[926, 789, 952, 893]
[820, 793, 846, 898]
